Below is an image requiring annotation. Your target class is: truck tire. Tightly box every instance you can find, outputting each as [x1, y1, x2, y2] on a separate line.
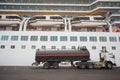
[106, 62, 113, 69]
[43, 62, 50, 69]
[87, 63, 94, 69]
[53, 62, 59, 69]
[80, 63, 86, 69]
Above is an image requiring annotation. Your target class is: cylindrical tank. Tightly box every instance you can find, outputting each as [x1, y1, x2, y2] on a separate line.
[35, 48, 90, 62]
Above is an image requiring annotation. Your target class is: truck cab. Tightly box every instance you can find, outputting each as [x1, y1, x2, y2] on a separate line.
[75, 49, 116, 69]
[99, 49, 116, 68]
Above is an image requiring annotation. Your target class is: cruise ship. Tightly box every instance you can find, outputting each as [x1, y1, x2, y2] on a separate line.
[0, 0, 120, 67]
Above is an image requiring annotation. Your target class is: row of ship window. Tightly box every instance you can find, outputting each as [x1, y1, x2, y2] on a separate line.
[0, 45, 116, 50]
[0, 35, 120, 42]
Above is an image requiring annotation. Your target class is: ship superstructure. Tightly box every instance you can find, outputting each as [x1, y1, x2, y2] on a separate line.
[0, 0, 120, 66]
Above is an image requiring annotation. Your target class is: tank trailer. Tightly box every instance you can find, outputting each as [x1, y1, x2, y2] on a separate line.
[32, 47, 116, 69]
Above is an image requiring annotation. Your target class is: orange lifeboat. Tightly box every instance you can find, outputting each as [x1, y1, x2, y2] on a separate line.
[116, 30, 120, 32]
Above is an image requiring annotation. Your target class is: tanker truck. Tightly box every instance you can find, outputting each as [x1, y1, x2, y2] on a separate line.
[32, 47, 116, 69]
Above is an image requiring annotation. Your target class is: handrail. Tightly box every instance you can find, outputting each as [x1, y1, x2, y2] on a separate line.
[0, 0, 120, 7]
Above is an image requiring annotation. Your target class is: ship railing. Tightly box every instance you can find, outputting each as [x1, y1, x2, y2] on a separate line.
[109, 12, 120, 16]
[1, 0, 95, 4]
[110, 19, 120, 25]
[0, 0, 120, 12]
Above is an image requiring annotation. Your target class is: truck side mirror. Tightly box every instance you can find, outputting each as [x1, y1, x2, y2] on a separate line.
[113, 55, 115, 58]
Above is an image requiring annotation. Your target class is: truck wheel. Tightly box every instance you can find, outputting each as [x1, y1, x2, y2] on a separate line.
[53, 62, 59, 69]
[106, 63, 113, 69]
[87, 63, 94, 69]
[80, 64, 86, 69]
[43, 62, 50, 69]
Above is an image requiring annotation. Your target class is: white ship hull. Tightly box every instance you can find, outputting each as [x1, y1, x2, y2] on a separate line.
[0, 31, 120, 66]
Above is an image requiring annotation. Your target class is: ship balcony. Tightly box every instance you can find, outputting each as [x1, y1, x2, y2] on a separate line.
[112, 21, 120, 32]
[26, 15, 66, 31]
[28, 15, 64, 23]
[71, 26, 107, 32]
[109, 12, 120, 18]
[110, 20, 120, 25]
[0, 20, 22, 31]
[109, 15, 120, 23]
[0, 24, 19, 31]
[27, 20, 65, 31]
[26, 25, 65, 31]
[71, 21, 107, 32]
